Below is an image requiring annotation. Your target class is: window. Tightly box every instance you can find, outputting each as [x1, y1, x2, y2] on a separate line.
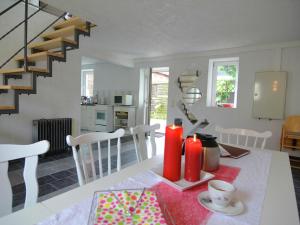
[81, 69, 94, 97]
[207, 57, 239, 108]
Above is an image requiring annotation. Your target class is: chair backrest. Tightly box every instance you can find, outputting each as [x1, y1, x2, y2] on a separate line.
[284, 115, 300, 133]
[66, 129, 125, 186]
[0, 141, 49, 217]
[215, 126, 272, 150]
[130, 123, 160, 163]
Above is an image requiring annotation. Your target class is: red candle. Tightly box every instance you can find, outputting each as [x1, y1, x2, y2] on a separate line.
[184, 134, 203, 182]
[163, 124, 183, 182]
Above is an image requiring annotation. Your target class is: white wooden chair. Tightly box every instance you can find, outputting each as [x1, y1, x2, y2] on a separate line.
[66, 129, 125, 186]
[130, 124, 160, 163]
[215, 126, 272, 150]
[0, 140, 50, 217]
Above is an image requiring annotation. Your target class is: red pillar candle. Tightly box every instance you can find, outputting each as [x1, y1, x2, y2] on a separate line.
[184, 134, 203, 182]
[163, 124, 183, 182]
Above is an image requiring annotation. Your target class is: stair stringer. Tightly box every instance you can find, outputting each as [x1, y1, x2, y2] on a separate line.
[0, 21, 93, 115]
[0, 90, 19, 114]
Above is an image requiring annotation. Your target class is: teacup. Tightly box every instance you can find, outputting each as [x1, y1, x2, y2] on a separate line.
[208, 180, 235, 208]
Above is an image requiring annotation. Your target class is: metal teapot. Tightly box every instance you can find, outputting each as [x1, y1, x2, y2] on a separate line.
[196, 133, 220, 172]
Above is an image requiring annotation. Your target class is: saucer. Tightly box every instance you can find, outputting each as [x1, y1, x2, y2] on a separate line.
[197, 191, 244, 216]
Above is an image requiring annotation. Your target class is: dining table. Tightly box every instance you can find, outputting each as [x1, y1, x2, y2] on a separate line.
[0, 148, 299, 225]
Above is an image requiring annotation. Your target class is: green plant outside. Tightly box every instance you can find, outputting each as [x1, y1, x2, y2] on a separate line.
[150, 83, 168, 120]
[151, 101, 168, 119]
[216, 65, 237, 104]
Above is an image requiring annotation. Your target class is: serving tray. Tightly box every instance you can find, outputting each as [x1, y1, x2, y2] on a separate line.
[150, 161, 215, 191]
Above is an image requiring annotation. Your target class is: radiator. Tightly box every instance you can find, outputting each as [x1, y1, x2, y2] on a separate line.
[33, 118, 72, 155]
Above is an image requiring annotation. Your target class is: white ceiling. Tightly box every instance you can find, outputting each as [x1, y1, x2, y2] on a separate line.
[44, 0, 300, 61]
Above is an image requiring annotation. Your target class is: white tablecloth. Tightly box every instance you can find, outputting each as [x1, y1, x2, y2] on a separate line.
[38, 150, 272, 225]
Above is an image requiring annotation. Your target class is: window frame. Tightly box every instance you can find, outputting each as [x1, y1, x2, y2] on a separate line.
[81, 69, 94, 97]
[207, 57, 239, 108]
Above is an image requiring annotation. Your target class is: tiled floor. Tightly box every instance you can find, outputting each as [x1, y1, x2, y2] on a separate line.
[291, 168, 300, 214]
[9, 136, 141, 210]
[290, 156, 300, 215]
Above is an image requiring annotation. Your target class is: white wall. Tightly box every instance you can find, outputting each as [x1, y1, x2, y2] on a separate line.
[82, 62, 138, 105]
[135, 43, 300, 150]
[0, 50, 82, 144]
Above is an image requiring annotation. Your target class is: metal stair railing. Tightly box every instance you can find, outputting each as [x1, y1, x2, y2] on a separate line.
[0, 0, 67, 70]
[0, 4, 47, 41]
[0, 12, 66, 69]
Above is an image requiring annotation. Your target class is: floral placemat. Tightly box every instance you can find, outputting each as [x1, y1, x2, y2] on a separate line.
[88, 189, 168, 225]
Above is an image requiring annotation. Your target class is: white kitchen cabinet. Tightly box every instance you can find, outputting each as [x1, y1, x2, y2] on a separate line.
[81, 105, 114, 132]
[81, 105, 95, 130]
[94, 105, 113, 132]
[87, 106, 95, 129]
[80, 106, 88, 130]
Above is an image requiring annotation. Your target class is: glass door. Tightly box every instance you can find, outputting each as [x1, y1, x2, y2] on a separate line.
[148, 67, 169, 134]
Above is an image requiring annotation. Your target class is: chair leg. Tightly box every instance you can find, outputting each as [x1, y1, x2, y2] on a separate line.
[280, 127, 284, 152]
[280, 142, 282, 151]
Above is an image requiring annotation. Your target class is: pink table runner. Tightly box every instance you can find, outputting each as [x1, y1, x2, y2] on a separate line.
[151, 165, 241, 225]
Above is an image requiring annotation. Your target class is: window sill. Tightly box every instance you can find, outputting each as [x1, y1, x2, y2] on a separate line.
[206, 104, 237, 109]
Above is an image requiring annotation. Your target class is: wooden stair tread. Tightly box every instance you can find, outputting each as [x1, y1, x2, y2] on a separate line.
[53, 17, 85, 30]
[0, 67, 48, 74]
[286, 135, 300, 139]
[0, 106, 15, 110]
[0, 68, 25, 74]
[28, 67, 48, 73]
[41, 25, 88, 39]
[282, 145, 300, 149]
[0, 85, 33, 90]
[15, 51, 64, 62]
[28, 37, 77, 50]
